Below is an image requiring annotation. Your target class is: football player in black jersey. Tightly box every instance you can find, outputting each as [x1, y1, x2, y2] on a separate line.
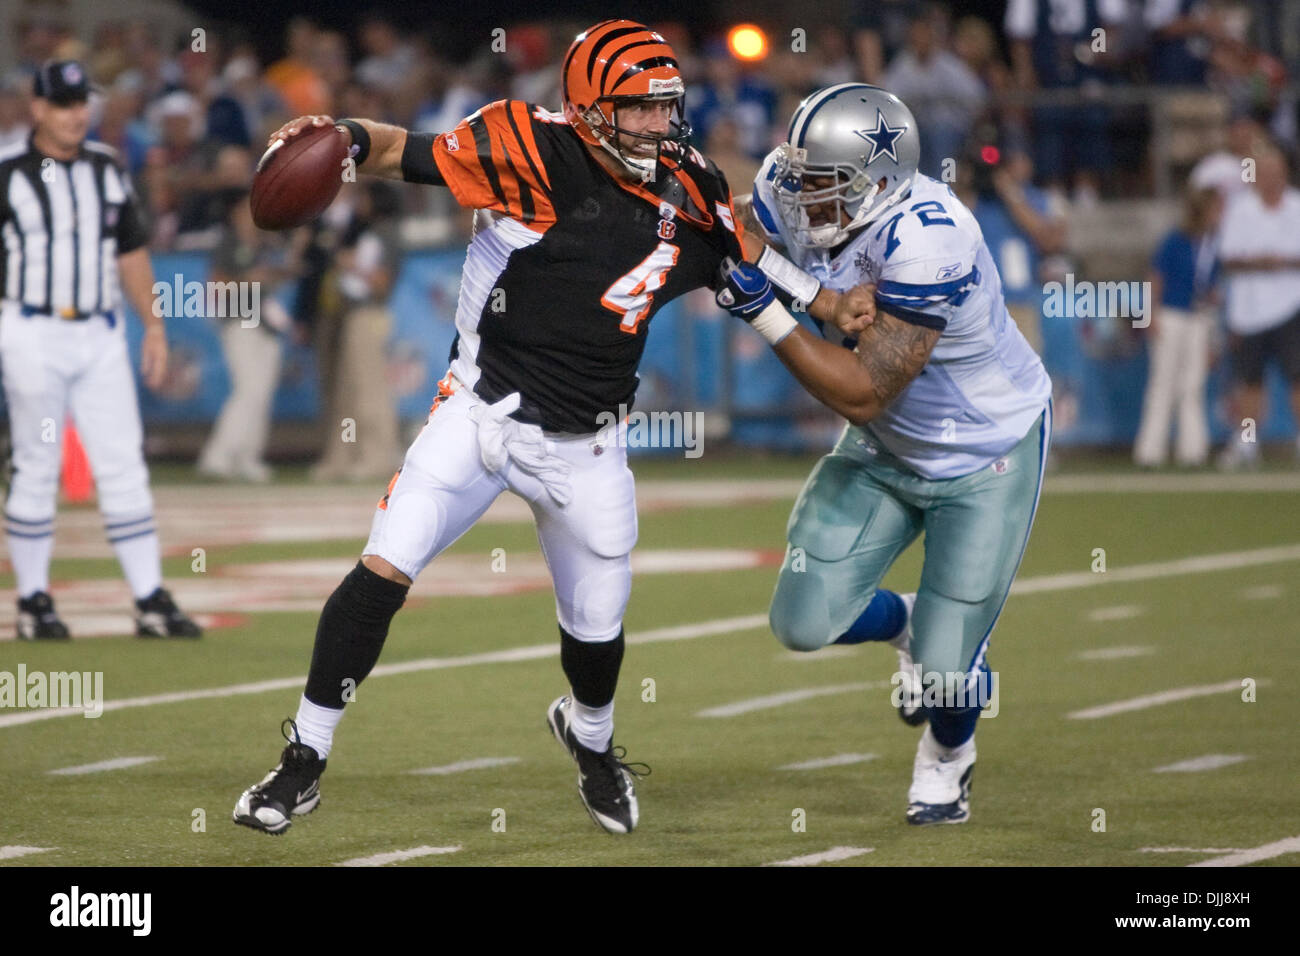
[234, 20, 872, 837]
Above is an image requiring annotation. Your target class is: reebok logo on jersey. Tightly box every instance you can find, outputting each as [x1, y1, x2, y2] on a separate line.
[936, 262, 964, 280]
[445, 132, 460, 152]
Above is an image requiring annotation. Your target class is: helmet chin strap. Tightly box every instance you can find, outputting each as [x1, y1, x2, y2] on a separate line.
[586, 105, 659, 183]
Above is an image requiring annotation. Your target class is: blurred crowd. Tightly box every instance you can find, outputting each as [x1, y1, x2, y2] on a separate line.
[3, 0, 1300, 471]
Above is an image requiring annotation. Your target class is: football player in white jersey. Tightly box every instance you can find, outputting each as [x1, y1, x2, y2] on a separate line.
[717, 84, 1052, 824]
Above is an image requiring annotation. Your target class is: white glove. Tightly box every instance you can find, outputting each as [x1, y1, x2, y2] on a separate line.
[469, 392, 572, 506]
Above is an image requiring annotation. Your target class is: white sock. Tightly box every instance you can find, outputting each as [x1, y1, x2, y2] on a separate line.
[570, 699, 614, 753]
[7, 527, 54, 598]
[108, 523, 162, 600]
[294, 695, 344, 759]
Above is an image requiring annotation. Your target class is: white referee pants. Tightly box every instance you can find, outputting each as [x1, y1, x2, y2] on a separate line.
[0, 305, 153, 523]
[1133, 306, 1211, 467]
[364, 375, 638, 642]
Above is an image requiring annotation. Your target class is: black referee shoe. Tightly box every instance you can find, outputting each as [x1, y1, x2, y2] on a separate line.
[134, 587, 202, 638]
[17, 591, 71, 640]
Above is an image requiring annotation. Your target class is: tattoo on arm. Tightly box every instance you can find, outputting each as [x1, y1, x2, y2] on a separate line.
[854, 311, 941, 411]
[734, 194, 761, 236]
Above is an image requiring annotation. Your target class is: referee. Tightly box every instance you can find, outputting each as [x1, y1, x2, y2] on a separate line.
[1, 60, 200, 639]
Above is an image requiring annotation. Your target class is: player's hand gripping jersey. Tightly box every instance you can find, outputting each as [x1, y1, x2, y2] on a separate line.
[421, 100, 745, 434]
[753, 165, 1051, 479]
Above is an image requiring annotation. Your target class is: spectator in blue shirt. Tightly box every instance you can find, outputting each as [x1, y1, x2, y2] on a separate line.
[1133, 185, 1223, 466]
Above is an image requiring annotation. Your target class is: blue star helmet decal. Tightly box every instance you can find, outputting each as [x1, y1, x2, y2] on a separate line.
[853, 109, 906, 165]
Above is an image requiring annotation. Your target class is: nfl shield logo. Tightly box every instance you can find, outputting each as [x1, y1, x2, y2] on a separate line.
[992, 458, 1008, 475]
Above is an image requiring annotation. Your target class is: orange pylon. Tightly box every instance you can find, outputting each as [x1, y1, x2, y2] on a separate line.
[61, 419, 94, 504]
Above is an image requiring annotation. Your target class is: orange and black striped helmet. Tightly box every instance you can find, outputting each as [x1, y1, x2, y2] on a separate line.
[561, 19, 691, 178]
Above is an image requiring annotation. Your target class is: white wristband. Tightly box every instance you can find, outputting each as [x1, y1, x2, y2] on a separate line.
[758, 245, 821, 307]
[750, 299, 799, 346]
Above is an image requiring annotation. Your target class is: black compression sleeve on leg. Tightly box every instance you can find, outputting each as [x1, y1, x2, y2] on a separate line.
[559, 626, 625, 708]
[304, 561, 409, 708]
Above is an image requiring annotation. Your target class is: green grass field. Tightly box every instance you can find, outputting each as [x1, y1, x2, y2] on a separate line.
[1, 460, 1297, 866]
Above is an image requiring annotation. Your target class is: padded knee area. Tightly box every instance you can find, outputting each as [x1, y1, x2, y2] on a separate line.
[769, 569, 835, 652]
[562, 562, 630, 642]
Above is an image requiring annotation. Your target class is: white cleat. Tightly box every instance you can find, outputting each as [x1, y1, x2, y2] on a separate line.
[889, 593, 925, 726]
[906, 726, 975, 825]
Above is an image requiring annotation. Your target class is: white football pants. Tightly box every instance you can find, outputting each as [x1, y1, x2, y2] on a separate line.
[1, 304, 154, 523]
[364, 374, 637, 642]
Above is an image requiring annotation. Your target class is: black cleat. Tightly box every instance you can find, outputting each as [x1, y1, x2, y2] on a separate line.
[233, 719, 326, 835]
[135, 587, 202, 638]
[547, 695, 648, 834]
[17, 591, 71, 640]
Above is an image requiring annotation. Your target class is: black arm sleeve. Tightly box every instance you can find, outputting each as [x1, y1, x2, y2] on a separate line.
[400, 132, 446, 186]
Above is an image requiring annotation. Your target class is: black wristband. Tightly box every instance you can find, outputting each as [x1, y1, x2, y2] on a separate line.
[337, 119, 371, 166]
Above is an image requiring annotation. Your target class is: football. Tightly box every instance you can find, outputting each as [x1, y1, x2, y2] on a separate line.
[249, 122, 351, 230]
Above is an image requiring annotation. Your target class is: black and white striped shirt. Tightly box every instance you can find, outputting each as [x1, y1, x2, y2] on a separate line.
[0, 134, 149, 317]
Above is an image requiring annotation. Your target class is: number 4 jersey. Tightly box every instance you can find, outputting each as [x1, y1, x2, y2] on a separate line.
[419, 99, 745, 434]
[753, 168, 1052, 479]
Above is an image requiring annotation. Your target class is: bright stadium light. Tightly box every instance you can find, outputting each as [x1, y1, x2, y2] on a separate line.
[727, 24, 768, 62]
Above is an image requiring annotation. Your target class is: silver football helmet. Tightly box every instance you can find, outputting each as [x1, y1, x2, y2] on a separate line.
[773, 83, 921, 247]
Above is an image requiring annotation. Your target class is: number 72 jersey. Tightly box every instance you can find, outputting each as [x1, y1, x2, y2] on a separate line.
[425, 99, 745, 434]
[753, 169, 1052, 479]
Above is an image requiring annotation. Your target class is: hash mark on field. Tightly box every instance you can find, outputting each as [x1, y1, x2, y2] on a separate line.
[409, 757, 520, 776]
[778, 753, 878, 771]
[336, 845, 462, 867]
[1153, 754, 1250, 773]
[0, 846, 55, 860]
[766, 846, 874, 867]
[1087, 605, 1144, 622]
[1075, 645, 1155, 661]
[1239, 584, 1283, 600]
[1188, 836, 1300, 867]
[1139, 847, 1249, 854]
[698, 682, 886, 718]
[776, 646, 858, 661]
[1066, 680, 1267, 720]
[48, 756, 160, 776]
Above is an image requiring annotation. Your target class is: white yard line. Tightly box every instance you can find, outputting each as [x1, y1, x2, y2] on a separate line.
[766, 846, 875, 866]
[48, 756, 161, 776]
[778, 753, 877, 771]
[1043, 473, 1300, 493]
[336, 845, 462, 867]
[1187, 836, 1300, 868]
[2, 539, 1296, 731]
[1066, 680, 1263, 720]
[0, 614, 770, 729]
[1075, 646, 1156, 661]
[1087, 605, 1144, 622]
[408, 757, 520, 776]
[1153, 754, 1250, 773]
[0, 846, 55, 860]
[1012, 543, 1300, 596]
[698, 682, 885, 718]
